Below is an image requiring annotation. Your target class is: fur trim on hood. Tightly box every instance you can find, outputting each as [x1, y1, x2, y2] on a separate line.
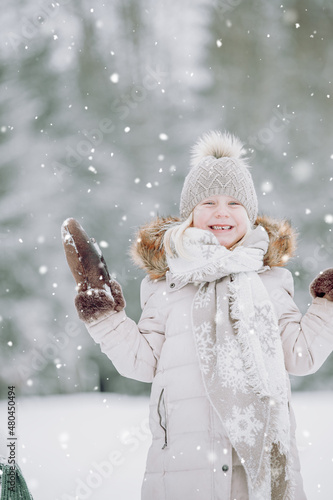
[130, 215, 297, 280]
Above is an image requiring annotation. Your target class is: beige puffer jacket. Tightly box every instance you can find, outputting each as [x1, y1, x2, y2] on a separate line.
[85, 216, 333, 500]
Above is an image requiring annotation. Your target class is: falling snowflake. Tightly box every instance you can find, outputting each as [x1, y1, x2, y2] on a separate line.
[99, 240, 109, 248]
[225, 404, 264, 447]
[110, 73, 119, 83]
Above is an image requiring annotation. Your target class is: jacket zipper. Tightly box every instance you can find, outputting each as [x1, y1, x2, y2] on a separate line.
[157, 388, 168, 449]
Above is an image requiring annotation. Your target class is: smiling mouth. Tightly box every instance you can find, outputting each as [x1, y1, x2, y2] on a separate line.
[209, 225, 233, 231]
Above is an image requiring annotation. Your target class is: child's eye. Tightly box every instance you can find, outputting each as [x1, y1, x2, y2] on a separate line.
[229, 201, 240, 206]
[203, 201, 214, 205]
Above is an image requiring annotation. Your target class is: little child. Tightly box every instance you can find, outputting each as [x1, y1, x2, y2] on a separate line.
[63, 131, 333, 500]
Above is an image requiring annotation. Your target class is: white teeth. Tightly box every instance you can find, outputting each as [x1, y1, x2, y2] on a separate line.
[211, 226, 232, 230]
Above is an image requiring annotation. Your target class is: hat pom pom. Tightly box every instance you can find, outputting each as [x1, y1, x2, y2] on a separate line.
[190, 130, 246, 168]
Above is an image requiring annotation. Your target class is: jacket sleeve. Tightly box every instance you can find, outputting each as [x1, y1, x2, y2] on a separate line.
[84, 277, 166, 383]
[271, 267, 333, 376]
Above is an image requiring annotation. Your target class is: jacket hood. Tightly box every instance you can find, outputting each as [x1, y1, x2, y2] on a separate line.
[130, 215, 297, 280]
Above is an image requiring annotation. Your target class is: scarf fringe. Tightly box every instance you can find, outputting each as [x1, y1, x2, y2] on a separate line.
[283, 479, 296, 500]
[171, 262, 230, 287]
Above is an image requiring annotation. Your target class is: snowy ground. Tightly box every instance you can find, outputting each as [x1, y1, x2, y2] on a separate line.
[0, 391, 332, 500]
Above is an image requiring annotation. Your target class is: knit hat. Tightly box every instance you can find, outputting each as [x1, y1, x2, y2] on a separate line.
[179, 131, 258, 224]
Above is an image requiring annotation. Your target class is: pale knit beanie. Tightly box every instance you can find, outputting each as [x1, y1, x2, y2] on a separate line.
[179, 131, 258, 224]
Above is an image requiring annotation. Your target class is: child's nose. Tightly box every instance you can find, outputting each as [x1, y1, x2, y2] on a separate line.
[215, 205, 230, 217]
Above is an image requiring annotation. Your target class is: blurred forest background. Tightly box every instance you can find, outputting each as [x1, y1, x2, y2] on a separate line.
[0, 0, 333, 399]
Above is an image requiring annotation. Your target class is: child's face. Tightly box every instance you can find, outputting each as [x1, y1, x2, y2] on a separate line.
[192, 194, 249, 248]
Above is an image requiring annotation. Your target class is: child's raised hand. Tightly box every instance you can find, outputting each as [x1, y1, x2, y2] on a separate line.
[61, 218, 125, 322]
[310, 268, 333, 301]
[61, 218, 111, 292]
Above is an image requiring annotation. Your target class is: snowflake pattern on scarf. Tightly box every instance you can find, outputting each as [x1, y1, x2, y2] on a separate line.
[193, 285, 214, 309]
[202, 244, 218, 260]
[271, 446, 286, 489]
[216, 337, 249, 394]
[194, 322, 250, 392]
[193, 321, 215, 374]
[225, 404, 264, 447]
[252, 303, 279, 358]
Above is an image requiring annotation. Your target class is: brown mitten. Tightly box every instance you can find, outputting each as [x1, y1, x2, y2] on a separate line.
[61, 218, 125, 322]
[309, 268, 333, 301]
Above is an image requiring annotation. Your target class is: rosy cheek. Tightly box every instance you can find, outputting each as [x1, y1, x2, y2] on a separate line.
[192, 215, 201, 228]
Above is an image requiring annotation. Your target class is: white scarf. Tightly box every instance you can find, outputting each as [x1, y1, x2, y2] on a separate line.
[166, 226, 293, 500]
